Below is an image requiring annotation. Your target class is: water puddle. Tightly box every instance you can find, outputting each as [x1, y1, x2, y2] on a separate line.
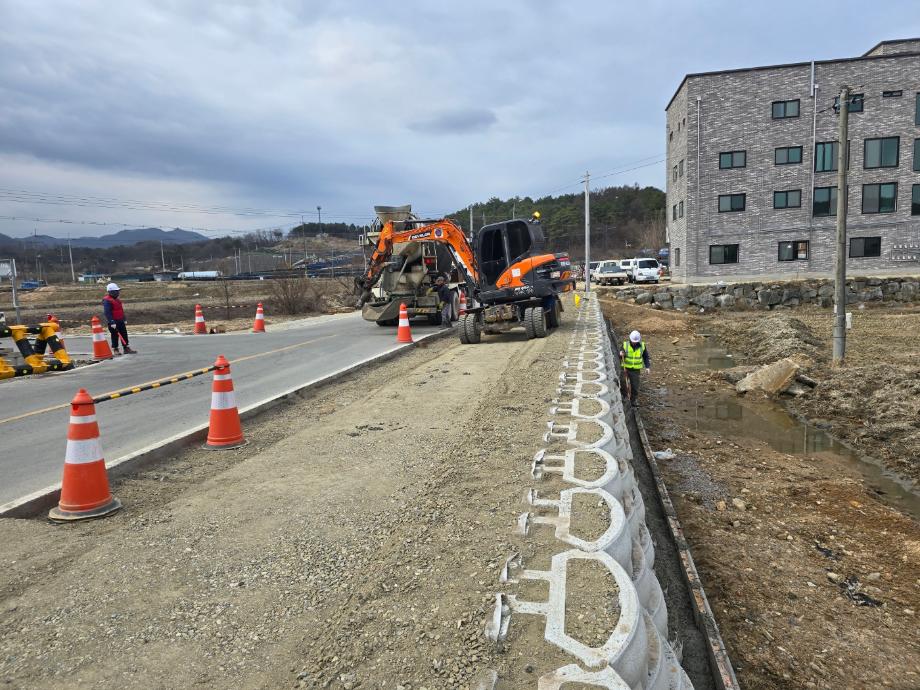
[678, 337, 920, 521]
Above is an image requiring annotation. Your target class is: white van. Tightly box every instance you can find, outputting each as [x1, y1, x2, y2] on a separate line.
[618, 259, 636, 281]
[632, 258, 661, 284]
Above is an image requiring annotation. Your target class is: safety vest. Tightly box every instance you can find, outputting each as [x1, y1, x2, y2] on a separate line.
[622, 341, 645, 369]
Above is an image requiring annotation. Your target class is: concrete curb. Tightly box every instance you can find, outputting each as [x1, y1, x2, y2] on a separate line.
[0, 327, 454, 519]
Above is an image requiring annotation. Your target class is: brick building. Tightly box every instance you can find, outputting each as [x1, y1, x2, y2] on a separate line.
[666, 38, 920, 283]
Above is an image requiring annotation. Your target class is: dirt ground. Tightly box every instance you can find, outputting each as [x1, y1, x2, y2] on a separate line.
[711, 304, 920, 485]
[600, 296, 920, 690]
[0, 278, 354, 336]
[0, 308, 633, 688]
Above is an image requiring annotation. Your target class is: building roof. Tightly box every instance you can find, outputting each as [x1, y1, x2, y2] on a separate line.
[863, 38, 920, 56]
[666, 40, 920, 111]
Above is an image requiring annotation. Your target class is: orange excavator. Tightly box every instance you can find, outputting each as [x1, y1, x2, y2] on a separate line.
[356, 212, 575, 343]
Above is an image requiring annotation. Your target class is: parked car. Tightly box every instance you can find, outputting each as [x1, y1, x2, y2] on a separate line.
[618, 259, 636, 281]
[595, 261, 628, 286]
[632, 258, 661, 284]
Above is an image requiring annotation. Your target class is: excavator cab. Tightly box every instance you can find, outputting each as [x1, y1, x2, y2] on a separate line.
[475, 219, 571, 303]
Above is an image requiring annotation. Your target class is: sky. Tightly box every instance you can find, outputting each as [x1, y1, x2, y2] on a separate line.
[1, 0, 918, 238]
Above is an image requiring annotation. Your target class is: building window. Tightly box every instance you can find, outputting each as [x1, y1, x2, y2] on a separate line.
[883, 90, 903, 98]
[775, 146, 803, 165]
[916, 94, 920, 125]
[862, 183, 897, 214]
[864, 137, 900, 169]
[679, 159, 684, 177]
[719, 151, 746, 169]
[849, 237, 881, 258]
[914, 139, 920, 171]
[678, 200, 684, 218]
[834, 93, 864, 113]
[674, 248, 680, 267]
[672, 165, 678, 182]
[718, 193, 746, 212]
[774, 189, 802, 209]
[669, 130, 673, 142]
[772, 99, 800, 119]
[813, 186, 838, 217]
[913, 185, 920, 215]
[709, 244, 739, 265]
[778, 240, 809, 261]
[672, 204, 677, 221]
[815, 141, 850, 172]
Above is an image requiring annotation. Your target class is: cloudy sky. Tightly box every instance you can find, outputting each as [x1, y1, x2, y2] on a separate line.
[1, 1, 917, 238]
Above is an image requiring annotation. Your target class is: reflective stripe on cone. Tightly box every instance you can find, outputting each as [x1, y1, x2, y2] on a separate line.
[204, 354, 246, 449]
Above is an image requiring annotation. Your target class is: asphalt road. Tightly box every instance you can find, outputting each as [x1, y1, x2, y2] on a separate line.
[0, 313, 441, 506]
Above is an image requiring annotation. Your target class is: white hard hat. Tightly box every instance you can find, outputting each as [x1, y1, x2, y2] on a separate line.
[106, 282, 120, 292]
[629, 330, 641, 343]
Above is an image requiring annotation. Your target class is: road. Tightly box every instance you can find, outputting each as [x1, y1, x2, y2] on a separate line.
[0, 313, 441, 506]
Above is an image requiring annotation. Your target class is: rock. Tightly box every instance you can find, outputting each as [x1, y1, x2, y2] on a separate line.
[652, 292, 673, 306]
[717, 294, 735, 308]
[471, 669, 499, 690]
[672, 296, 690, 311]
[758, 289, 782, 306]
[817, 283, 835, 297]
[635, 292, 653, 305]
[719, 365, 759, 384]
[731, 498, 747, 511]
[782, 382, 811, 397]
[866, 572, 881, 582]
[736, 358, 800, 395]
[715, 500, 726, 511]
[826, 572, 842, 584]
[693, 293, 716, 309]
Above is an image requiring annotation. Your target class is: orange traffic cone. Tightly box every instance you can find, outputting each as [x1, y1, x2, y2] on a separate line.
[204, 355, 246, 449]
[194, 304, 208, 334]
[90, 316, 114, 360]
[49, 389, 122, 522]
[252, 303, 265, 333]
[459, 292, 467, 316]
[396, 303, 413, 343]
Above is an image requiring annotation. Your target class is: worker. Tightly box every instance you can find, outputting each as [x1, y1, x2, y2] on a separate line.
[102, 283, 136, 354]
[619, 330, 650, 406]
[433, 275, 453, 327]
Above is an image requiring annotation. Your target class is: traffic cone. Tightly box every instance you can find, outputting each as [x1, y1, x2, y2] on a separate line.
[90, 316, 114, 360]
[252, 303, 265, 333]
[459, 292, 467, 316]
[396, 303, 413, 343]
[194, 304, 208, 334]
[204, 355, 246, 449]
[49, 389, 122, 522]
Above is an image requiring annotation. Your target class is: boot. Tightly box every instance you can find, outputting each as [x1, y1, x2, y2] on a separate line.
[123, 346, 137, 354]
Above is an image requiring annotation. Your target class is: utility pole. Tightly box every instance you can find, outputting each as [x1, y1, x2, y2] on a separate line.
[68, 235, 75, 282]
[512, 201, 516, 219]
[10, 258, 20, 322]
[160, 240, 166, 271]
[301, 215, 307, 263]
[833, 86, 849, 364]
[584, 171, 591, 292]
[469, 205, 474, 236]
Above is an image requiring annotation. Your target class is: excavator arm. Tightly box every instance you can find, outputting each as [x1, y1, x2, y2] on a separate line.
[355, 219, 480, 307]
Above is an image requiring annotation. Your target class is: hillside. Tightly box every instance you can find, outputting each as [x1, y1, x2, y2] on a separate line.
[0, 227, 208, 249]
[449, 184, 666, 259]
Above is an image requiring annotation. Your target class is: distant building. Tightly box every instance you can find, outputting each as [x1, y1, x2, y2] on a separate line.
[666, 38, 920, 283]
[78, 273, 108, 284]
[110, 273, 154, 283]
[153, 271, 179, 282]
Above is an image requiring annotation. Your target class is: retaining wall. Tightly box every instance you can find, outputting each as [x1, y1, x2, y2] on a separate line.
[607, 277, 919, 311]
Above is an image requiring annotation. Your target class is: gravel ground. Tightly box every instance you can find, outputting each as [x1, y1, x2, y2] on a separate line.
[0, 301, 641, 688]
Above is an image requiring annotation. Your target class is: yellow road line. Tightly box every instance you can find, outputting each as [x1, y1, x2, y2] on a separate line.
[0, 334, 335, 426]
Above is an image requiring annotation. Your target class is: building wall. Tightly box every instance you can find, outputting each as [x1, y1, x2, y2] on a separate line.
[665, 82, 690, 281]
[667, 50, 920, 282]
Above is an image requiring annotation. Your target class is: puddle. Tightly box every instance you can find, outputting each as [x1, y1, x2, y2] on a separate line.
[677, 338, 920, 521]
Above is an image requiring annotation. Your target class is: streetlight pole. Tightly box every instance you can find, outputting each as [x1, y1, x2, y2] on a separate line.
[68, 235, 76, 282]
[584, 171, 591, 292]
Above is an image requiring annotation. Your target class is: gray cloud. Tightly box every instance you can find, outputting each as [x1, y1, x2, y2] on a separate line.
[0, 0, 918, 236]
[408, 108, 497, 134]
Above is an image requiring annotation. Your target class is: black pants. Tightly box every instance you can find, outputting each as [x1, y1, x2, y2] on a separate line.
[109, 320, 129, 348]
[624, 368, 641, 404]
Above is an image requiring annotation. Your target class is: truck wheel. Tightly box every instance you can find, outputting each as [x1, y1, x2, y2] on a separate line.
[532, 306, 547, 338]
[546, 299, 561, 329]
[458, 314, 470, 344]
[463, 313, 482, 344]
[523, 307, 536, 339]
[450, 290, 461, 321]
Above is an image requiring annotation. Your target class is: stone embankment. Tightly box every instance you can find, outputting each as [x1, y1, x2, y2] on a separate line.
[608, 276, 919, 311]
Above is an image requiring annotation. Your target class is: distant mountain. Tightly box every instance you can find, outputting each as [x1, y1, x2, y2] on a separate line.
[0, 227, 209, 249]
